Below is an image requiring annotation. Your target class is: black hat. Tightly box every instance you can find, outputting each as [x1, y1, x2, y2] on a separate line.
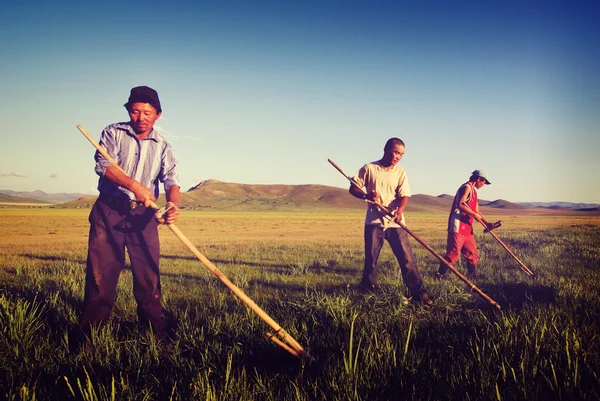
[124, 86, 162, 112]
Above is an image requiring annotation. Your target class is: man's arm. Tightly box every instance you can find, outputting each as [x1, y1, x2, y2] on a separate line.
[104, 165, 155, 207]
[457, 185, 482, 222]
[349, 167, 379, 203]
[164, 185, 181, 224]
[349, 184, 364, 199]
[474, 201, 489, 225]
[394, 196, 409, 222]
[349, 185, 379, 203]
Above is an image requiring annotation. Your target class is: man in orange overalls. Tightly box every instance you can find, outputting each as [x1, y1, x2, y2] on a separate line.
[438, 170, 493, 279]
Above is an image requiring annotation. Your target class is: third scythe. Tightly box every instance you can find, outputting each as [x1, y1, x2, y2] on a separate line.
[478, 220, 535, 276]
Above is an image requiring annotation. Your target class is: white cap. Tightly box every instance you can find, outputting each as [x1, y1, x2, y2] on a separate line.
[472, 169, 491, 185]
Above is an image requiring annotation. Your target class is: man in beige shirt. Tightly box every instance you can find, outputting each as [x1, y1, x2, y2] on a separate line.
[350, 137, 432, 305]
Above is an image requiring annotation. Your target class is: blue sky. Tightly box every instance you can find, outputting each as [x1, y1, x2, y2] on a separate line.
[1, 0, 598, 203]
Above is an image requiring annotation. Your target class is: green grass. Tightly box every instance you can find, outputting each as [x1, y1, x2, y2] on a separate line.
[0, 208, 599, 400]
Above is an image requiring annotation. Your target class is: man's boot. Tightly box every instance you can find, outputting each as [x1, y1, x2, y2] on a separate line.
[467, 263, 478, 279]
[437, 261, 449, 280]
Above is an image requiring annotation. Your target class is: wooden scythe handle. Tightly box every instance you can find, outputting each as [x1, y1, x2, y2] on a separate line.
[478, 220, 534, 276]
[77, 124, 308, 359]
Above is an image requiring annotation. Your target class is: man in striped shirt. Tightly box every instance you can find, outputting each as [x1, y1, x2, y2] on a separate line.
[79, 86, 180, 343]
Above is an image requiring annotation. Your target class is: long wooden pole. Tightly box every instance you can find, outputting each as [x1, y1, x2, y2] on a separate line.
[477, 221, 534, 276]
[327, 158, 501, 310]
[77, 124, 308, 359]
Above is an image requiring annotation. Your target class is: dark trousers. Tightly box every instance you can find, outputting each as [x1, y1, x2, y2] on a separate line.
[79, 198, 164, 338]
[362, 225, 427, 297]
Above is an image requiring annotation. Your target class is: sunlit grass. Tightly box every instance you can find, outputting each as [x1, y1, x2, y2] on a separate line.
[0, 208, 599, 400]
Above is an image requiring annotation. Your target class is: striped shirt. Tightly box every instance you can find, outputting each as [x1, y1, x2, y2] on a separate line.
[95, 122, 179, 199]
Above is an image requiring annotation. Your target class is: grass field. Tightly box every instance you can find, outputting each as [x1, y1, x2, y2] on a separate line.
[1, 208, 599, 400]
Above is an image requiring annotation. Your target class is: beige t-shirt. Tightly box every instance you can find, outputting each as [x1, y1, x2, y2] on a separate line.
[353, 161, 411, 227]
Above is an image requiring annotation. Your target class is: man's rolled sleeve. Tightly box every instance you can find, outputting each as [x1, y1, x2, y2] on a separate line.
[94, 127, 119, 177]
[396, 170, 411, 198]
[94, 157, 112, 177]
[160, 147, 180, 190]
[353, 165, 367, 188]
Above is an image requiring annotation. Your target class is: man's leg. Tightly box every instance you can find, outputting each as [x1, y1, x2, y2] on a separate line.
[362, 225, 384, 289]
[126, 207, 164, 339]
[438, 232, 464, 278]
[79, 201, 126, 333]
[461, 235, 479, 278]
[386, 228, 427, 298]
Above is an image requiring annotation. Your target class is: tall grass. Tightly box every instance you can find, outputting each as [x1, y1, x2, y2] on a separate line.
[0, 209, 599, 400]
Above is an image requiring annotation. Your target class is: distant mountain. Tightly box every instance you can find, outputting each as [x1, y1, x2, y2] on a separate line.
[517, 201, 600, 211]
[5, 182, 597, 214]
[0, 193, 52, 205]
[0, 189, 92, 204]
[435, 194, 527, 210]
[58, 196, 98, 209]
[177, 180, 366, 210]
[59, 181, 367, 211]
[408, 194, 453, 212]
[173, 182, 543, 212]
[484, 199, 529, 209]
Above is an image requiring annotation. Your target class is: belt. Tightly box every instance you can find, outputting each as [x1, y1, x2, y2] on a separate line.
[98, 195, 141, 211]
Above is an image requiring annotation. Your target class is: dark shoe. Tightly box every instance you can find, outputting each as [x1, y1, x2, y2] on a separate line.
[420, 293, 433, 306]
[411, 292, 433, 306]
[69, 326, 91, 353]
[410, 292, 433, 306]
[161, 342, 174, 354]
[467, 263, 478, 279]
[435, 272, 448, 280]
[438, 261, 450, 277]
[358, 283, 377, 293]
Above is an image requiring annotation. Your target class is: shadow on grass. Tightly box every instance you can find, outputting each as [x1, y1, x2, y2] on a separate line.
[0, 284, 83, 323]
[255, 281, 355, 296]
[19, 252, 86, 265]
[161, 254, 360, 275]
[0, 283, 181, 350]
[477, 282, 556, 309]
[18, 252, 134, 271]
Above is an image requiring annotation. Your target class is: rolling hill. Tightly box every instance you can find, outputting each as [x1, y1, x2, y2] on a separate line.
[5, 180, 596, 214]
[54, 180, 541, 213]
[0, 193, 52, 205]
[517, 201, 600, 211]
[0, 190, 90, 204]
[165, 180, 366, 210]
[484, 199, 529, 209]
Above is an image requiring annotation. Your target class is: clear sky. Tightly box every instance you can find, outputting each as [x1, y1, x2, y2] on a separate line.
[1, 0, 599, 203]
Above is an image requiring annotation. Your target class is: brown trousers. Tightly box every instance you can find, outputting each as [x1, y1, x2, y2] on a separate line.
[79, 197, 164, 338]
